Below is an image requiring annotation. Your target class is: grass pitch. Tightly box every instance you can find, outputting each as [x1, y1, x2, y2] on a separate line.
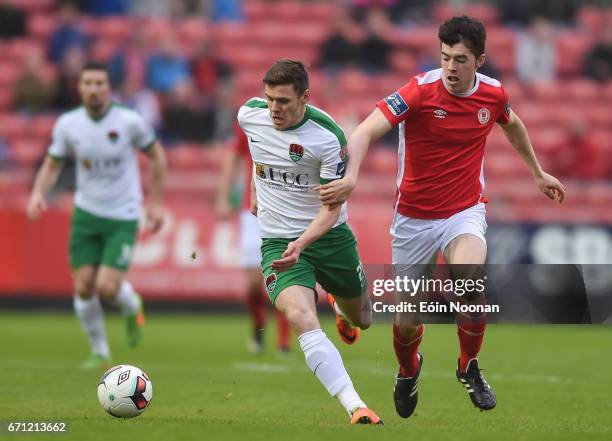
[1, 312, 610, 440]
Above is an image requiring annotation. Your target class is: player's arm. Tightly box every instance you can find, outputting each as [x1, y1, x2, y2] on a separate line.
[498, 109, 565, 203]
[271, 203, 342, 272]
[318, 108, 392, 206]
[214, 148, 241, 219]
[27, 155, 64, 220]
[143, 140, 167, 233]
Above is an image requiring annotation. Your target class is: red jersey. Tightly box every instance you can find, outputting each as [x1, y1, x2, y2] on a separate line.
[229, 123, 251, 210]
[376, 68, 511, 219]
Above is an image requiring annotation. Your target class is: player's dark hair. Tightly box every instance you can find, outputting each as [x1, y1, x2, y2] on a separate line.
[80, 61, 110, 79]
[263, 59, 309, 96]
[438, 16, 486, 58]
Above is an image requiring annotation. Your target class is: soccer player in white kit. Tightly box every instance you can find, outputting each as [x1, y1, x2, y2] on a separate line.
[319, 16, 566, 417]
[238, 59, 382, 424]
[27, 62, 167, 369]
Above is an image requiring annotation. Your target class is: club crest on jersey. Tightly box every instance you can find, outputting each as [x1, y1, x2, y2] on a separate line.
[265, 273, 277, 293]
[478, 108, 490, 125]
[289, 144, 304, 162]
[384, 92, 409, 116]
[107, 130, 119, 143]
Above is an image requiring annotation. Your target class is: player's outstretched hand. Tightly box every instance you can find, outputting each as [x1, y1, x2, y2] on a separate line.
[146, 204, 164, 233]
[316, 177, 356, 207]
[26, 193, 47, 220]
[271, 241, 302, 272]
[535, 172, 565, 203]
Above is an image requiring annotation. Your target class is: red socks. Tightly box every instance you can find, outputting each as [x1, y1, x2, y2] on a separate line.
[393, 323, 424, 377]
[457, 321, 486, 373]
[246, 288, 267, 331]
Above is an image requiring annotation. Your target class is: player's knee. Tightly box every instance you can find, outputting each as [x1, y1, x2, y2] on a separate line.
[284, 307, 318, 333]
[74, 278, 95, 298]
[96, 280, 120, 300]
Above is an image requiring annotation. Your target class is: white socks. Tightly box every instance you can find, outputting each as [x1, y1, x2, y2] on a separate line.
[113, 281, 140, 316]
[73, 294, 110, 358]
[298, 329, 366, 414]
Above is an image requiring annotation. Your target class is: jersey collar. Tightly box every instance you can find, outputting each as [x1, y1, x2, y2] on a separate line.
[283, 105, 311, 131]
[86, 102, 114, 122]
[442, 75, 480, 98]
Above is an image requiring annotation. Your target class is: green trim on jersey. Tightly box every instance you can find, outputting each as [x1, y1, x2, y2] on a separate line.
[86, 102, 114, 122]
[285, 106, 311, 131]
[48, 153, 65, 161]
[308, 106, 346, 146]
[245, 98, 268, 109]
[141, 137, 157, 151]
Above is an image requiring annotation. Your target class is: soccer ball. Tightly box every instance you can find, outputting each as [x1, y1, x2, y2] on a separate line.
[97, 364, 153, 418]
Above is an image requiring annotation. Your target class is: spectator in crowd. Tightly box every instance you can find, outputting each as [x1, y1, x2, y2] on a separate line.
[146, 36, 190, 93]
[54, 46, 87, 110]
[318, 10, 361, 73]
[115, 73, 162, 131]
[14, 50, 57, 114]
[191, 39, 233, 98]
[359, 8, 393, 73]
[553, 120, 605, 180]
[516, 17, 557, 84]
[499, 0, 578, 27]
[388, 0, 435, 27]
[0, 1, 26, 39]
[130, 0, 174, 16]
[162, 79, 215, 143]
[108, 30, 149, 88]
[86, 0, 128, 15]
[210, 0, 244, 22]
[0, 134, 12, 169]
[583, 26, 612, 83]
[47, 3, 89, 63]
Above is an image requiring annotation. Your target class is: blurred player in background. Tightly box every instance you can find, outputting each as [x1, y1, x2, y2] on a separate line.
[238, 59, 382, 425]
[215, 123, 291, 354]
[26, 61, 166, 369]
[319, 16, 566, 418]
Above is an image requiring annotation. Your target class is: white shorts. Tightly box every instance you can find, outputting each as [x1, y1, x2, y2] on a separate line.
[240, 209, 263, 268]
[391, 203, 487, 265]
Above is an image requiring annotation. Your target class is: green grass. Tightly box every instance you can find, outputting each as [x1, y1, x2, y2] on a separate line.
[0, 312, 611, 440]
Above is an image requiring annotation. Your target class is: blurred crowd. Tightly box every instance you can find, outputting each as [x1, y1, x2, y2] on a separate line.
[0, 0, 610, 181]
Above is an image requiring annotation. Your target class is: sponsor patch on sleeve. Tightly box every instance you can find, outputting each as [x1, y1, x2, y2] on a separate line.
[384, 92, 409, 117]
[336, 161, 346, 177]
[505, 101, 511, 116]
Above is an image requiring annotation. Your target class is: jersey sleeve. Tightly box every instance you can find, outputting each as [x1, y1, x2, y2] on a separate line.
[376, 77, 421, 126]
[319, 138, 347, 184]
[47, 117, 70, 159]
[496, 84, 511, 124]
[131, 113, 157, 150]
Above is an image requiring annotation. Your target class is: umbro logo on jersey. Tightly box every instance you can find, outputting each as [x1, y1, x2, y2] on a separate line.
[249, 136, 260, 143]
[433, 109, 447, 119]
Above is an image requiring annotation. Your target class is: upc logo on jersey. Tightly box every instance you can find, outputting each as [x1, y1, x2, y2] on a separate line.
[384, 92, 409, 116]
[254, 162, 309, 186]
[478, 107, 491, 125]
[289, 144, 304, 162]
[266, 273, 277, 293]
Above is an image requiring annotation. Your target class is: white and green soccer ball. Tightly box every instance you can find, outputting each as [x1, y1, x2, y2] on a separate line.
[97, 364, 153, 418]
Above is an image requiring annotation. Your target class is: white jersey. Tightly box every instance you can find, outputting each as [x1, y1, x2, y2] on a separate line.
[48, 103, 156, 220]
[237, 98, 348, 238]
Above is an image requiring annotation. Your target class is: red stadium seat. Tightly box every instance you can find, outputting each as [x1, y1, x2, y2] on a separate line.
[28, 13, 56, 40]
[0, 114, 29, 141]
[9, 137, 47, 167]
[94, 17, 133, 42]
[0, 62, 21, 87]
[557, 31, 593, 77]
[578, 6, 607, 34]
[0, 88, 14, 111]
[176, 18, 211, 46]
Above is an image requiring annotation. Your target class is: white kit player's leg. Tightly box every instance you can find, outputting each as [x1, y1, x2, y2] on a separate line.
[73, 294, 110, 368]
[114, 280, 141, 316]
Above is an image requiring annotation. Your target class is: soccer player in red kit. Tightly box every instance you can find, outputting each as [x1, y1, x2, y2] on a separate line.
[215, 124, 291, 354]
[319, 16, 565, 417]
